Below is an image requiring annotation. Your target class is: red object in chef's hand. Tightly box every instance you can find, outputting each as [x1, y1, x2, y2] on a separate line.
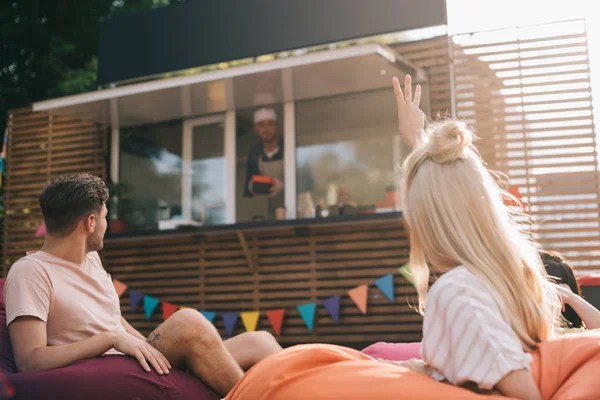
[251, 175, 275, 195]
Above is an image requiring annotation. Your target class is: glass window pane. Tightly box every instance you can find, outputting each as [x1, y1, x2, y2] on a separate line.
[191, 122, 225, 225]
[296, 90, 409, 217]
[119, 121, 182, 232]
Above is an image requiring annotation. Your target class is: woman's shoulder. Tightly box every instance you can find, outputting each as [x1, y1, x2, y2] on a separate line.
[426, 266, 498, 312]
[430, 266, 482, 294]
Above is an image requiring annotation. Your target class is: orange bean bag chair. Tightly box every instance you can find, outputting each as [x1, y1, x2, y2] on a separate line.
[225, 331, 600, 400]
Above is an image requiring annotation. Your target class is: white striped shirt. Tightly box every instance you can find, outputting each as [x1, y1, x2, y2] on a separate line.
[420, 266, 532, 390]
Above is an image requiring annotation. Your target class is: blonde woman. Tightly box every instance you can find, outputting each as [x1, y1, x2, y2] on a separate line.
[394, 75, 559, 400]
[224, 76, 600, 400]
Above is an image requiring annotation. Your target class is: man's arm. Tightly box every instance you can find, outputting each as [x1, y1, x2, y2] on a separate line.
[9, 316, 171, 374]
[9, 316, 117, 372]
[121, 317, 146, 340]
[244, 154, 260, 197]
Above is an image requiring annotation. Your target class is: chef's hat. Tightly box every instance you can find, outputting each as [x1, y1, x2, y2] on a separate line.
[253, 108, 277, 124]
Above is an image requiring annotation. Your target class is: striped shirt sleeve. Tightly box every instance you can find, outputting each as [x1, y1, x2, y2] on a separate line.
[420, 267, 532, 390]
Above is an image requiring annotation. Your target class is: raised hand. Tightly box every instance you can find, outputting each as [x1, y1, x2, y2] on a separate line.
[392, 74, 426, 149]
[114, 331, 171, 375]
[554, 283, 575, 308]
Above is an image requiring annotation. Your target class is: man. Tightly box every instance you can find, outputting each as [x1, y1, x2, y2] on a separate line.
[244, 108, 285, 219]
[244, 108, 313, 219]
[4, 174, 281, 396]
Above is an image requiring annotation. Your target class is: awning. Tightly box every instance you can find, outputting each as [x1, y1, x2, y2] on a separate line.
[33, 44, 427, 128]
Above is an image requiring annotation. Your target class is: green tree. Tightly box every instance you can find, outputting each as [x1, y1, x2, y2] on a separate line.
[0, 0, 185, 141]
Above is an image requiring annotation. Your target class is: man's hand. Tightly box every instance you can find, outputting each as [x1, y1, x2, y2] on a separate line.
[393, 74, 426, 149]
[114, 331, 171, 375]
[269, 178, 284, 197]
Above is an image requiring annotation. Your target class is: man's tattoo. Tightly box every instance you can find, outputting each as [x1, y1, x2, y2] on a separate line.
[147, 331, 161, 348]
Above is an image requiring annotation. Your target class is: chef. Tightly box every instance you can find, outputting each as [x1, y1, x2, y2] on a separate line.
[243, 108, 285, 219]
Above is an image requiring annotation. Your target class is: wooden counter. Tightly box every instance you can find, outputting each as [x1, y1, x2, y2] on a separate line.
[101, 212, 422, 349]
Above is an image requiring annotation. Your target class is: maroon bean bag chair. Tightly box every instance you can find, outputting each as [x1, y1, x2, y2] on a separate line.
[0, 279, 220, 400]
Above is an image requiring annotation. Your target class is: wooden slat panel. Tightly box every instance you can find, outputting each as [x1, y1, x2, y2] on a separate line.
[102, 219, 414, 346]
[452, 20, 600, 272]
[2, 109, 107, 274]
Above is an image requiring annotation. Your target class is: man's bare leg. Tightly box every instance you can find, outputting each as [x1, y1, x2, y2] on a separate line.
[224, 331, 282, 370]
[146, 309, 243, 395]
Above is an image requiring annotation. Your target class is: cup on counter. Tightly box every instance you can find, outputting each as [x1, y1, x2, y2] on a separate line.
[275, 207, 286, 220]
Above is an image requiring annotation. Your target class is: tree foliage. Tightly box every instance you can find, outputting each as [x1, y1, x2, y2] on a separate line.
[0, 0, 185, 138]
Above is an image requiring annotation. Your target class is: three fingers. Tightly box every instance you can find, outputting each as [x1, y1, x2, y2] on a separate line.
[135, 345, 171, 375]
[393, 75, 421, 106]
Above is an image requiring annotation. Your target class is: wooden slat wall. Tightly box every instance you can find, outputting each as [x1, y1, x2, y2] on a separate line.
[2, 108, 107, 275]
[102, 219, 420, 347]
[452, 20, 600, 271]
[394, 36, 452, 117]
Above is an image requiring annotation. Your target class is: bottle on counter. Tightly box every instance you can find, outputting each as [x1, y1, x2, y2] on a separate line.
[326, 184, 338, 206]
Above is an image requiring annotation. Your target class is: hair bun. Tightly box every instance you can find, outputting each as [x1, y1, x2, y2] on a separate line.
[424, 120, 474, 163]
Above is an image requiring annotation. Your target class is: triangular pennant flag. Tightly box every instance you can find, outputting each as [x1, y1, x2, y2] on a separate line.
[297, 302, 317, 332]
[222, 312, 239, 337]
[200, 310, 216, 323]
[266, 309, 285, 336]
[179, 306, 188, 310]
[113, 279, 128, 298]
[129, 290, 143, 311]
[375, 273, 395, 302]
[504, 185, 524, 208]
[144, 296, 160, 320]
[398, 264, 415, 287]
[347, 284, 368, 315]
[34, 221, 46, 237]
[162, 302, 178, 321]
[240, 311, 260, 332]
[322, 295, 341, 323]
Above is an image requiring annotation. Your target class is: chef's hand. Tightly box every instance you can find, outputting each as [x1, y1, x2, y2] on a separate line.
[393, 74, 426, 149]
[269, 178, 284, 197]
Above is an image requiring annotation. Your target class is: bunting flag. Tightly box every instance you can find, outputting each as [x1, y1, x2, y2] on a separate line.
[113, 279, 128, 298]
[200, 310, 216, 323]
[222, 312, 239, 337]
[144, 296, 160, 320]
[505, 185, 524, 208]
[34, 221, 46, 238]
[129, 290, 143, 311]
[162, 302, 178, 321]
[348, 284, 368, 315]
[375, 274, 395, 302]
[241, 311, 260, 332]
[112, 267, 405, 336]
[322, 295, 341, 323]
[398, 264, 415, 287]
[266, 309, 285, 336]
[297, 302, 316, 332]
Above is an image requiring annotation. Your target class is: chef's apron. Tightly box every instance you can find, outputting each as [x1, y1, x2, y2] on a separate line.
[258, 157, 285, 220]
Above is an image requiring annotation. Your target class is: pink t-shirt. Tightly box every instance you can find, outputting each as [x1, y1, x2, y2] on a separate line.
[4, 251, 125, 355]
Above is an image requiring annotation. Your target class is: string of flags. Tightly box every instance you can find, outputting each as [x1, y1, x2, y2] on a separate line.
[113, 264, 415, 338]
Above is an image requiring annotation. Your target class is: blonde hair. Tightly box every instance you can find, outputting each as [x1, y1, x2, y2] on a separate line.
[401, 120, 560, 351]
